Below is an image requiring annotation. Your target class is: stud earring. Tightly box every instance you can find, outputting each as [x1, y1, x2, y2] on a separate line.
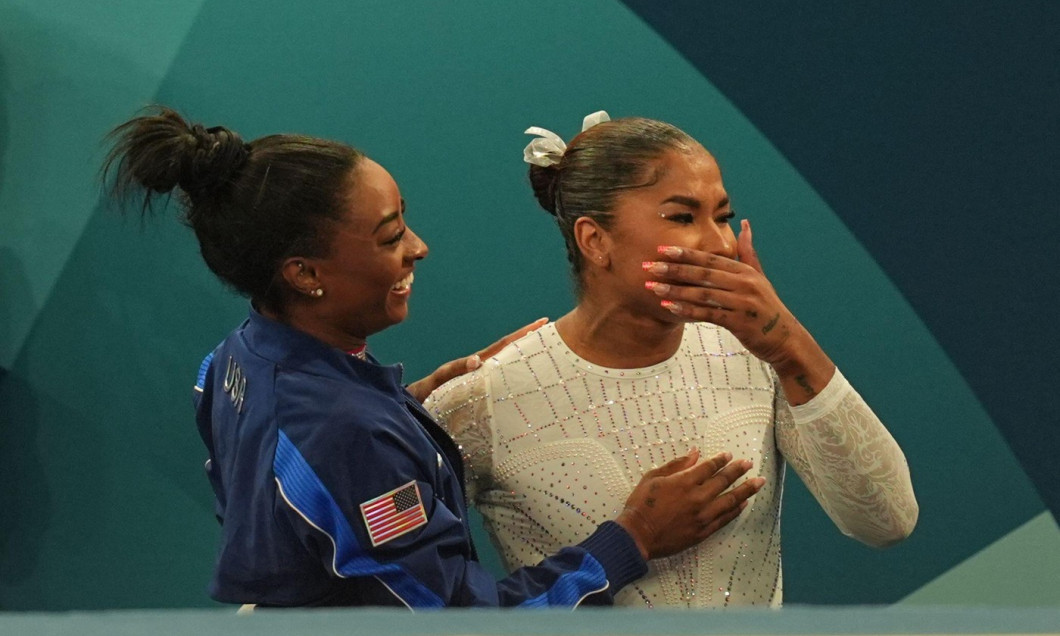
[312, 288, 324, 297]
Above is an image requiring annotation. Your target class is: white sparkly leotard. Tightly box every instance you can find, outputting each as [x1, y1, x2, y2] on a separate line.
[425, 322, 918, 608]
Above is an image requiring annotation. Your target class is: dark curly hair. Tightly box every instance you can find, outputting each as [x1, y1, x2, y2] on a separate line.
[102, 106, 363, 313]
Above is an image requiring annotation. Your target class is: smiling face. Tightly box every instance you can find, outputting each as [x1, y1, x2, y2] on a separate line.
[310, 158, 428, 340]
[589, 146, 736, 319]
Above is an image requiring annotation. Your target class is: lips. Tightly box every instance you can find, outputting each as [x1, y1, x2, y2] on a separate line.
[391, 271, 414, 292]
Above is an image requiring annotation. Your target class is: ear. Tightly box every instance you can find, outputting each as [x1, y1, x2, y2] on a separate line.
[573, 216, 613, 268]
[280, 257, 322, 297]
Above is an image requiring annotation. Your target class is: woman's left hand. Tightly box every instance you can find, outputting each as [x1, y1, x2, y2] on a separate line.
[406, 317, 549, 403]
[645, 220, 835, 402]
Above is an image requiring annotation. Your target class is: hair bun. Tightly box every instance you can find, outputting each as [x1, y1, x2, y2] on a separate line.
[103, 106, 250, 206]
[179, 124, 249, 197]
[528, 163, 561, 217]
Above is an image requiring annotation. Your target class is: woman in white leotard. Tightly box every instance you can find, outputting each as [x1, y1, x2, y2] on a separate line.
[426, 112, 918, 608]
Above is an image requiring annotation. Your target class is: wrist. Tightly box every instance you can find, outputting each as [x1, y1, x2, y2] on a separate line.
[767, 325, 825, 378]
[614, 507, 653, 561]
[405, 374, 437, 404]
[768, 329, 835, 406]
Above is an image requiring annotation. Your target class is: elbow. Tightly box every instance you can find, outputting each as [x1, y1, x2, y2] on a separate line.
[864, 522, 915, 549]
[854, 498, 920, 549]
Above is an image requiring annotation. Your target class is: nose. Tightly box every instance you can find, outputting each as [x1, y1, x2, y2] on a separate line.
[405, 227, 429, 262]
[700, 219, 737, 260]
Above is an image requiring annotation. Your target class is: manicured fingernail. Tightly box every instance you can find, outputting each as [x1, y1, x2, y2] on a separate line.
[467, 354, 482, 370]
[642, 262, 668, 274]
[658, 245, 682, 257]
[743, 459, 754, 469]
[751, 477, 766, 490]
[645, 281, 670, 295]
[661, 300, 682, 313]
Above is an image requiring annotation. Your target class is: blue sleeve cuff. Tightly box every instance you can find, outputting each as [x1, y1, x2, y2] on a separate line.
[578, 521, 648, 594]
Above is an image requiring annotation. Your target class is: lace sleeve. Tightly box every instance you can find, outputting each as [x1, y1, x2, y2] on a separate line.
[774, 368, 919, 547]
[423, 369, 495, 501]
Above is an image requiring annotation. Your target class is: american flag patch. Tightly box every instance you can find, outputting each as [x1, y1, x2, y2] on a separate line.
[359, 480, 428, 547]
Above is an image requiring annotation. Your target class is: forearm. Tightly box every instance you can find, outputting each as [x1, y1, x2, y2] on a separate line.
[777, 370, 919, 546]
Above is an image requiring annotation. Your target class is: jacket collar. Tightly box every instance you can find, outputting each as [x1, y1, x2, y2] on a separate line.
[240, 306, 406, 395]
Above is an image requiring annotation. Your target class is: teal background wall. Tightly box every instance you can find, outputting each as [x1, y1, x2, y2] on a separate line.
[1, 0, 1057, 610]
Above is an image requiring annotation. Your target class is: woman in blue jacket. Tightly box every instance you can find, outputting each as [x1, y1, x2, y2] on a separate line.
[102, 106, 763, 608]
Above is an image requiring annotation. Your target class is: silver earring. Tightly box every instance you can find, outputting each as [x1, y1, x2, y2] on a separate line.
[313, 288, 324, 297]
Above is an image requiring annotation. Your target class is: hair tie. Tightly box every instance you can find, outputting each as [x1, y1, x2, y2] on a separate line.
[180, 124, 249, 196]
[523, 110, 611, 167]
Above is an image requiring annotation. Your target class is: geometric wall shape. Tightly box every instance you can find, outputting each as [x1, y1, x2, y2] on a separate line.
[0, 0, 208, 368]
[619, 0, 1060, 524]
[900, 511, 1060, 606]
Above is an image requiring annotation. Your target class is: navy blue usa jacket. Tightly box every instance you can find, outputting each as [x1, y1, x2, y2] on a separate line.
[193, 309, 647, 608]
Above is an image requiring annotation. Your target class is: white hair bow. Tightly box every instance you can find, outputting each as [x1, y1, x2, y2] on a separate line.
[523, 110, 611, 167]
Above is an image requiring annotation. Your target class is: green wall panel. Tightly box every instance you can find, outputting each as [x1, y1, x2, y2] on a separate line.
[901, 511, 1060, 607]
[0, 0, 209, 368]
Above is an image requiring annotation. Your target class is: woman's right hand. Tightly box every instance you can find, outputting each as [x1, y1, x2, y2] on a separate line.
[615, 449, 764, 560]
[646, 221, 836, 405]
[406, 317, 549, 403]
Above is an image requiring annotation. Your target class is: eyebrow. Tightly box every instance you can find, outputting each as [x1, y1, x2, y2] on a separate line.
[372, 199, 406, 234]
[660, 195, 730, 211]
[661, 195, 701, 209]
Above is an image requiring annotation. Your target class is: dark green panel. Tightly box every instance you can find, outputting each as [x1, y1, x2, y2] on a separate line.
[0, 206, 235, 608]
[0, 0, 208, 367]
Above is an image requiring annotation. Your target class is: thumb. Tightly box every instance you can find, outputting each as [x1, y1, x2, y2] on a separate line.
[737, 219, 764, 274]
[645, 447, 700, 478]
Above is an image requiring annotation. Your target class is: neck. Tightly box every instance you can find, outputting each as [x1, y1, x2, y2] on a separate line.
[556, 295, 684, 369]
[259, 302, 367, 352]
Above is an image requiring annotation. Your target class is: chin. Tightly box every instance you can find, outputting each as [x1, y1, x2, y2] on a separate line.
[388, 306, 410, 326]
